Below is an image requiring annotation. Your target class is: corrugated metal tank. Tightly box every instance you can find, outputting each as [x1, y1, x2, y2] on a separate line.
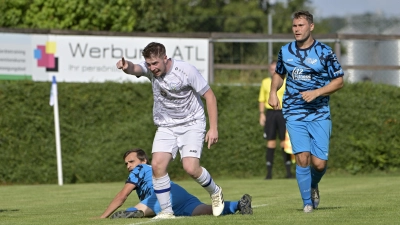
[338, 25, 377, 83]
[376, 26, 400, 86]
[338, 23, 400, 86]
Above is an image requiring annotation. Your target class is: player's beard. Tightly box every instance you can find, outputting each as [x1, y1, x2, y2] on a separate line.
[152, 68, 165, 77]
[152, 62, 167, 77]
[152, 69, 161, 76]
[295, 32, 311, 44]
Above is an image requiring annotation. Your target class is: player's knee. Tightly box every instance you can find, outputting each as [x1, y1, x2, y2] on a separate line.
[183, 167, 196, 177]
[312, 163, 326, 172]
[267, 140, 276, 148]
[183, 165, 201, 178]
[151, 163, 166, 177]
[295, 152, 310, 167]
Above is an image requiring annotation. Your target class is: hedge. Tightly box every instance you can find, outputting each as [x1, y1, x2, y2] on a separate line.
[0, 80, 399, 184]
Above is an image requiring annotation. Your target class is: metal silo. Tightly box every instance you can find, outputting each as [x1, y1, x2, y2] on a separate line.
[338, 25, 376, 83]
[376, 26, 400, 87]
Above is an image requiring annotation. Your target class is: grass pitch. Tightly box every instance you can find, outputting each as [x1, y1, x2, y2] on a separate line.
[1, 175, 399, 225]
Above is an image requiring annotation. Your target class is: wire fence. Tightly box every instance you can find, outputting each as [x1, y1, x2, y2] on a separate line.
[210, 33, 400, 86]
[1, 27, 400, 86]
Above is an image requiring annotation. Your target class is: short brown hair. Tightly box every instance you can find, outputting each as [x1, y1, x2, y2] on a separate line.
[123, 148, 149, 164]
[142, 42, 166, 59]
[293, 10, 313, 24]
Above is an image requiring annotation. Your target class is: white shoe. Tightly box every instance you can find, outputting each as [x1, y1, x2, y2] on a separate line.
[311, 187, 320, 209]
[303, 204, 313, 213]
[152, 211, 175, 220]
[211, 185, 224, 216]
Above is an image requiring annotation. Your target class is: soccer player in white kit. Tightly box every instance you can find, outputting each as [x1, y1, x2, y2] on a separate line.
[116, 42, 224, 219]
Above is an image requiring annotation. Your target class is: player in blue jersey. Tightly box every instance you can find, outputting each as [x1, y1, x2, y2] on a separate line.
[268, 10, 344, 213]
[100, 148, 253, 219]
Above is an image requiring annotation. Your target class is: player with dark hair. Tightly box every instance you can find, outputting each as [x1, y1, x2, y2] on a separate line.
[100, 149, 253, 219]
[116, 42, 224, 219]
[268, 10, 344, 213]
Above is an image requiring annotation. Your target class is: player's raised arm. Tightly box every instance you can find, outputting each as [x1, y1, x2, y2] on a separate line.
[116, 57, 144, 76]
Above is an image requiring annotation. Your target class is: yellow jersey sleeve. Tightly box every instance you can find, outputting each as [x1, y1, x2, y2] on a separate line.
[258, 77, 286, 109]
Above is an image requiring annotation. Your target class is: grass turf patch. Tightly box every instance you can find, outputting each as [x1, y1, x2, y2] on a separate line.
[1, 176, 399, 225]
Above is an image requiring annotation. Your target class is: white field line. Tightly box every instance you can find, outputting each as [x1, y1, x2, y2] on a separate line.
[253, 204, 269, 208]
[127, 217, 184, 225]
[127, 204, 268, 225]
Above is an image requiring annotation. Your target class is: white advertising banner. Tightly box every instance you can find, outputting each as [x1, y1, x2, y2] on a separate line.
[0, 33, 33, 80]
[0, 33, 209, 82]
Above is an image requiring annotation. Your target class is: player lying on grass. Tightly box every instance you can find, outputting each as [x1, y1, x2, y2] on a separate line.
[100, 148, 253, 219]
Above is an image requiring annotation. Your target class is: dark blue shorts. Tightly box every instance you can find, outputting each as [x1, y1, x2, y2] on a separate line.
[139, 183, 203, 216]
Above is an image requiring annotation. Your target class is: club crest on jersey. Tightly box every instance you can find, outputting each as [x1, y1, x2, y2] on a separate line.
[292, 67, 311, 81]
[306, 58, 317, 65]
[168, 82, 180, 91]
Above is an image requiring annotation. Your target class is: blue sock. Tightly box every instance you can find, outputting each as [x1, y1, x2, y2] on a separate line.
[296, 165, 312, 207]
[126, 207, 138, 212]
[311, 166, 326, 188]
[221, 201, 238, 215]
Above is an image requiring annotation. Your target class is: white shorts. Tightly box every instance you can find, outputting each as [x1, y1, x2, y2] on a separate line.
[152, 121, 206, 160]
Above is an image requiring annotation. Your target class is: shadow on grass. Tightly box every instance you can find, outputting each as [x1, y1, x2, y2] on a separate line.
[0, 209, 20, 213]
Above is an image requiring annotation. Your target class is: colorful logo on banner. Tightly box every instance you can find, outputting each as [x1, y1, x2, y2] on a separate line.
[33, 42, 59, 72]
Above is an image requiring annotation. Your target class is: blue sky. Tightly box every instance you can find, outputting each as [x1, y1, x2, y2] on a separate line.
[309, 0, 399, 18]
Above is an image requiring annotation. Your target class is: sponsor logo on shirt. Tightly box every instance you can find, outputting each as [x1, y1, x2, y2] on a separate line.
[292, 67, 311, 81]
[175, 67, 188, 76]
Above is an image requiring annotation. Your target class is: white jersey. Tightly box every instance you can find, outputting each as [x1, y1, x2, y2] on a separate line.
[138, 59, 210, 127]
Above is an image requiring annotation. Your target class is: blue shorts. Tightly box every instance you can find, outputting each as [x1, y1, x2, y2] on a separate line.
[286, 120, 331, 160]
[138, 183, 203, 216]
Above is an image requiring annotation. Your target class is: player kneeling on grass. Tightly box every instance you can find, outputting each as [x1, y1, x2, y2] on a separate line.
[100, 148, 253, 219]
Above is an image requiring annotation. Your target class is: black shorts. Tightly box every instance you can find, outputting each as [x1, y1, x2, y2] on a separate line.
[263, 109, 286, 141]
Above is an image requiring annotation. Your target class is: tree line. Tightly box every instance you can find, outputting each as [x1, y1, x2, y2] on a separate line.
[0, 0, 334, 72]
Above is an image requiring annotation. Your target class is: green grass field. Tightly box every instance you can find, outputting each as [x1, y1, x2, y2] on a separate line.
[1, 175, 399, 225]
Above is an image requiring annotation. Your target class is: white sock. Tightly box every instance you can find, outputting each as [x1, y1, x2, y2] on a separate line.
[153, 174, 173, 214]
[195, 167, 219, 195]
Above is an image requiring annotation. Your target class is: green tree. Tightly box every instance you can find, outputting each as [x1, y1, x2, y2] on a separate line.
[0, 0, 332, 68]
[0, 0, 32, 28]
[22, 0, 137, 31]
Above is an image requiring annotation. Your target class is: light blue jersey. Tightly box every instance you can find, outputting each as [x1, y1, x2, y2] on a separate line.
[276, 40, 344, 121]
[126, 164, 154, 201]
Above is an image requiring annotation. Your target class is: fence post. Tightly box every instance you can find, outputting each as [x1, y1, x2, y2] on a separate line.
[335, 39, 341, 62]
[208, 39, 214, 84]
